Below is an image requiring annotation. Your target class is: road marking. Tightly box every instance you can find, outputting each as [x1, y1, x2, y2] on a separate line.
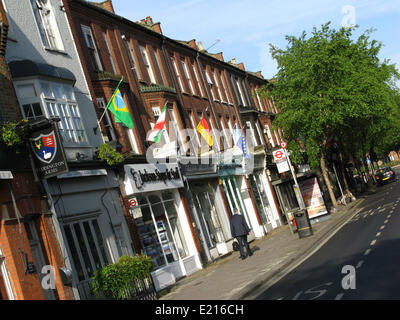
[380, 225, 385, 230]
[384, 219, 389, 224]
[364, 248, 372, 256]
[356, 260, 364, 269]
[335, 293, 344, 300]
[376, 232, 381, 237]
[370, 239, 377, 246]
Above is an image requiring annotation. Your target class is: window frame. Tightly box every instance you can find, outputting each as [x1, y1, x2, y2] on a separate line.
[30, 0, 64, 51]
[139, 44, 157, 84]
[81, 24, 103, 72]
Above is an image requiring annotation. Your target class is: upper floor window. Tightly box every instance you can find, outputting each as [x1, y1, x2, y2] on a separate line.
[212, 70, 222, 101]
[30, 0, 63, 50]
[102, 32, 117, 74]
[171, 56, 184, 92]
[235, 78, 246, 106]
[15, 80, 87, 144]
[192, 63, 205, 97]
[219, 72, 230, 103]
[125, 39, 141, 80]
[154, 50, 166, 85]
[139, 45, 156, 84]
[255, 88, 264, 111]
[97, 98, 116, 143]
[81, 25, 103, 71]
[181, 59, 195, 94]
[205, 71, 216, 100]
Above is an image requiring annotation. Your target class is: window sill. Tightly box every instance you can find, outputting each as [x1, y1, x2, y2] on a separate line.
[44, 46, 69, 56]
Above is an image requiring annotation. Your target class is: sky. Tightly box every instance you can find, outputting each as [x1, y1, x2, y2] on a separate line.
[111, 0, 400, 81]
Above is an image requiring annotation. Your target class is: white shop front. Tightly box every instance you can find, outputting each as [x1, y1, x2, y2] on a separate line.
[124, 163, 202, 291]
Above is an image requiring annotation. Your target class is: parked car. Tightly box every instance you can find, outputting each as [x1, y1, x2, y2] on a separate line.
[375, 167, 396, 185]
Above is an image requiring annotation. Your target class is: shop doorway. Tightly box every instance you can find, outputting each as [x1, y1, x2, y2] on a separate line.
[191, 183, 226, 251]
[249, 172, 274, 233]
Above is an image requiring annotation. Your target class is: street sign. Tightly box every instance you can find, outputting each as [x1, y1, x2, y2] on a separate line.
[129, 198, 138, 208]
[273, 149, 286, 162]
[280, 141, 287, 149]
[276, 160, 290, 173]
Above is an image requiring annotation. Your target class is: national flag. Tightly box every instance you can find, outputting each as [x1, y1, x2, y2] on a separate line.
[234, 124, 251, 158]
[147, 103, 167, 143]
[107, 79, 134, 129]
[197, 116, 213, 147]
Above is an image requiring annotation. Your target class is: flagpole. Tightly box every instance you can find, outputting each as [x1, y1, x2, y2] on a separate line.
[97, 76, 124, 128]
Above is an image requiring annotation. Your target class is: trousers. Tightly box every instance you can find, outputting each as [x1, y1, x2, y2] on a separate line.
[236, 235, 251, 257]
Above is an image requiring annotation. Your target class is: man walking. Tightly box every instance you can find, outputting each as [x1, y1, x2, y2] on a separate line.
[230, 208, 253, 260]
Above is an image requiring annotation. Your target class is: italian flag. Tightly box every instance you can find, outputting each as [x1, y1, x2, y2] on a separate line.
[147, 103, 167, 143]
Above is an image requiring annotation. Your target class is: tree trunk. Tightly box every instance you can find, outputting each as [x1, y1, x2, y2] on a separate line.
[339, 151, 355, 200]
[320, 153, 338, 208]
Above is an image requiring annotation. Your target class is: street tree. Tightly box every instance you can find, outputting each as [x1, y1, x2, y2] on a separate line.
[260, 22, 399, 208]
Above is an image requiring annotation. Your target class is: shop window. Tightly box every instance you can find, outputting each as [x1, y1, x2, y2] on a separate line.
[131, 192, 189, 270]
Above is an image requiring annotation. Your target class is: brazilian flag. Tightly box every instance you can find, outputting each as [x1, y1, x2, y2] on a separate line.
[107, 79, 134, 129]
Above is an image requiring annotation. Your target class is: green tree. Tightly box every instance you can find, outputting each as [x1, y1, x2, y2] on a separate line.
[260, 22, 399, 207]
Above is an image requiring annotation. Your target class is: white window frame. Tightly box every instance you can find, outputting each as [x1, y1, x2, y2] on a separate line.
[246, 121, 258, 147]
[219, 72, 229, 103]
[181, 59, 195, 95]
[189, 112, 201, 149]
[171, 56, 184, 92]
[126, 39, 141, 79]
[102, 31, 117, 74]
[236, 78, 246, 106]
[206, 71, 216, 100]
[154, 50, 166, 85]
[192, 63, 205, 97]
[0, 246, 15, 300]
[97, 98, 116, 143]
[255, 88, 264, 111]
[30, 0, 63, 50]
[212, 70, 222, 101]
[139, 45, 156, 84]
[15, 79, 87, 145]
[265, 125, 276, 147]
[81, 25, 103, 71]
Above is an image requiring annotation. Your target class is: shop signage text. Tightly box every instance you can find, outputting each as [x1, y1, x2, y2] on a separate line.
[124, 163, 184, 195]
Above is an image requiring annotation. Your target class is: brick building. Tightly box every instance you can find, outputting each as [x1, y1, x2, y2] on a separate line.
[0, 1, 74, 300]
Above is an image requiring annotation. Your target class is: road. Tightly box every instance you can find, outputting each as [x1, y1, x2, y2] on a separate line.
[256, 167, 400, 300]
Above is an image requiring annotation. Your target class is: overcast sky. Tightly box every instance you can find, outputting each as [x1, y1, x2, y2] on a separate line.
[111, 0, 400, 81]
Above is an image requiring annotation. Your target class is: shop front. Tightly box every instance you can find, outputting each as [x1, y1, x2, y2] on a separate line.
[180, 158, 233, 264]
[247, 154, 281, 233]
[218, 162, 264, 239]
[124, 163, 202, 291]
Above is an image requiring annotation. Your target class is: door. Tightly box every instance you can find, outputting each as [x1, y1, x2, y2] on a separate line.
[24, 221, 56, 300]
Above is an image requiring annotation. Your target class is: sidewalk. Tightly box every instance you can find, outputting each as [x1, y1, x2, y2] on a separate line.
[159, 194, 370, 300]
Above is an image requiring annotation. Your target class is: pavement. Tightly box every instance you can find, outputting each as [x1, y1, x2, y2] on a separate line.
[159, 188, 375, 300]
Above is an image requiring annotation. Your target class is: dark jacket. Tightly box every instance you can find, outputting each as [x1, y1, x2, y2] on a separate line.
[230, 214, 251, 238]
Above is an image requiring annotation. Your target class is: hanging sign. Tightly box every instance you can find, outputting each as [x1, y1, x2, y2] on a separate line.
[30, 123, 68, 179]
[273, 149, 286, 162]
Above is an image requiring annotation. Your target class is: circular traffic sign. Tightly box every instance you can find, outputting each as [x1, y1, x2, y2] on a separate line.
[129, 198, 137, 208]
[275, 150, 284, 159]
[281, 141, 287, 149]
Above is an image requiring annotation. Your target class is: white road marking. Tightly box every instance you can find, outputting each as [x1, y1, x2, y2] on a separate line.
[370, 239, 377, 246]
[335, 293, 344, 300]
[380, 225, 385, 230]
[384, 219, 389, 224]
[356, 260, 364, 269]
[376, 232, 382, 237]
[364, 248, 372, 256]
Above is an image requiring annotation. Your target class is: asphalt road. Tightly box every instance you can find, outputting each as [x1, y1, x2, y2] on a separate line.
[257, 167, 400, 300]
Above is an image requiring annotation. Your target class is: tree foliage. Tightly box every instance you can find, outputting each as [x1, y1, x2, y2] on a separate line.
[260, 22, 400, 168]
